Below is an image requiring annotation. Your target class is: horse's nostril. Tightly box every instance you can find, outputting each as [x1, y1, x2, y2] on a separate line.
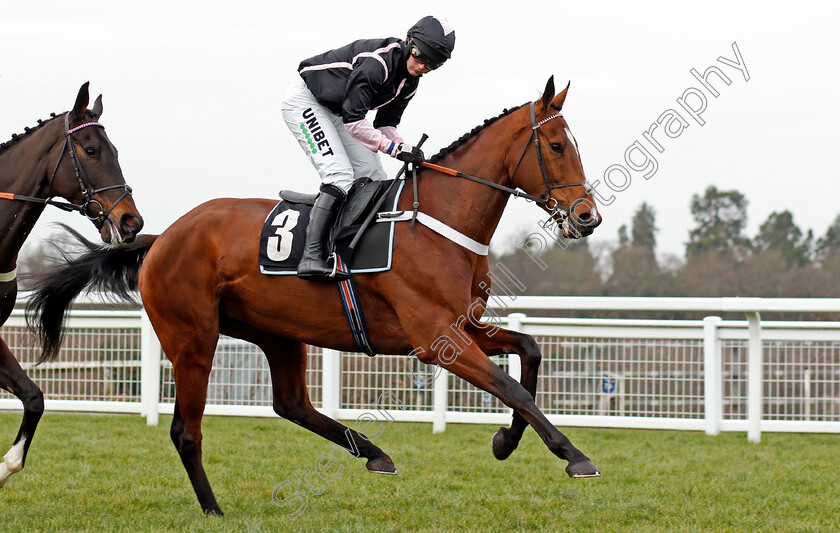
[573, 210, 602, 230]
[121, 214, 143, 234]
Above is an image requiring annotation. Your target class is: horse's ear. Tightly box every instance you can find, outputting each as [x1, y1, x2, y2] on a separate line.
[538, 75, 555, 111]
[552, 81, 571, 110]
[73, 82, 90, 119]
[92, 94, 103, 119]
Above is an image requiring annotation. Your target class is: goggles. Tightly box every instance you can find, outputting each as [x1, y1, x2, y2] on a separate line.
[410, 44, 445, 70]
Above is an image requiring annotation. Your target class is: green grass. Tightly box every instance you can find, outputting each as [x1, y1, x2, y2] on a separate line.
[1, 412, 838, 532]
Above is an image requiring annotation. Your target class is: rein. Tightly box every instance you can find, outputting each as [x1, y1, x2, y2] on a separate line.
[0, 114, 133, 225]
[420, 161, 549, 205]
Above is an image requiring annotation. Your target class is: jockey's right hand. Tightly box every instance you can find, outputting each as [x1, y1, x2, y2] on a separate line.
[393, 143, 425, 164]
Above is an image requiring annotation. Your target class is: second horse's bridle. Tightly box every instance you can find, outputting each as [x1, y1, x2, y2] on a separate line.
[46, 113, 134, 224]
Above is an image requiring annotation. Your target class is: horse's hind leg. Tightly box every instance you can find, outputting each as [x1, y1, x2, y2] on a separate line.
[470, 326, 542, 461]
[258, 337, 397, 474]
[152, 315, 223, 515]
[0, 337, 44, 488]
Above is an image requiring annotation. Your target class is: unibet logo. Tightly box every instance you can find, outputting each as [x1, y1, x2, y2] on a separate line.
[300, 123, 317, 153]
[300, 108, 334, 157]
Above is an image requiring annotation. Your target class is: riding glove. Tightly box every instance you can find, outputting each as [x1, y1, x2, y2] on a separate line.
[395, 143, 425, 164]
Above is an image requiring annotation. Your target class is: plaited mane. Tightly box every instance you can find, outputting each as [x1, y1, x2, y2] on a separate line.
[428, 103, 526, 163]
[0, 113, 64, 155]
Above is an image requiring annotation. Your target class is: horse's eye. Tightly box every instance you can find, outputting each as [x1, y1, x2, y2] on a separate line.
[550, 142, 564, 154]
[85, 147, 97, 158]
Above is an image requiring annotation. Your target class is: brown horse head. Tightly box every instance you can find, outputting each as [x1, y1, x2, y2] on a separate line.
[49, 82, 143, 243]
[509, 76, 601, 238]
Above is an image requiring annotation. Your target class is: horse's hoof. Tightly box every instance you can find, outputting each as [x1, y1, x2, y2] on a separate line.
[366, 456, 398, 475]
[0, 448, 25, 489]
[491, 427, 517, 461]
[565, 459, 601, 478]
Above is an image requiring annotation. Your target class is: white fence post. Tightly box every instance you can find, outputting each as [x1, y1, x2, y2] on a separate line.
[703, 316, 723, 436]
[140, 310, 161, 426]
[746, 311, 763, 443]
[321, 348, 341, 420]
[803, 369, 812, 421]
[506, 313, 525, 384]
[433, 367, 448, 434]
[505, 312, 525, 417]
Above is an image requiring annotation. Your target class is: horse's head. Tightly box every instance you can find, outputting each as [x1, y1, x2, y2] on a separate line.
[49, 83, 143, 244]
[509, 76, 601, 238]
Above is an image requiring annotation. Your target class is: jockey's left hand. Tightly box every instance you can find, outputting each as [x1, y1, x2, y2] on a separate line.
[395, 143, 425, 164]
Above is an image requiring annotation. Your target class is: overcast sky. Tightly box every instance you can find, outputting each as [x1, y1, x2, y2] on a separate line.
[2, 0, 838, 262]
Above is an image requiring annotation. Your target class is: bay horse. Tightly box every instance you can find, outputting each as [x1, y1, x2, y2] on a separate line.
[28, 76, 601, 515]
[0, 83, 143, 488]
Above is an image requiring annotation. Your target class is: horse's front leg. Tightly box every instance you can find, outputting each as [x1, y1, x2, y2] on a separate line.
[0, 337, 44, 488]
[412, 323, 599, 478]
[469, 326, 542, 461]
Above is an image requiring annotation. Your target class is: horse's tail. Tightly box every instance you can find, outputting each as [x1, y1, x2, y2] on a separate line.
[26, 225, 159, 363]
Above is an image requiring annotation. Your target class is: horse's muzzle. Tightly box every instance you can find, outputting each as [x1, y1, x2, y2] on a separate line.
[564, 201, 602, 238]
[101, 212, 144, 244]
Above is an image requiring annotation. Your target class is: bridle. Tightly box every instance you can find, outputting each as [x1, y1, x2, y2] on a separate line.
[419, 100, 592, 221]
[509, 101, 590, 215]
[0, 113, 133, 226]
[48, 113, 134, 223]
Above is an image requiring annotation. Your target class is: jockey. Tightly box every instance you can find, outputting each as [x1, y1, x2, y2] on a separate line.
[281, 15, 455, 279]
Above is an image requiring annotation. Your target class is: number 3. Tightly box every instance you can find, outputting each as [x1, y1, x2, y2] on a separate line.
[266, 209, 300, 261]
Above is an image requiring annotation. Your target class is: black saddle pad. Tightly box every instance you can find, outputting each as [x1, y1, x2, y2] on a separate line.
[258, 179, 405, 275]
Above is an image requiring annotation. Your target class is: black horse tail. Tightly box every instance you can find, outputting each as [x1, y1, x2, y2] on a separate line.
[26, 225, 159, 363]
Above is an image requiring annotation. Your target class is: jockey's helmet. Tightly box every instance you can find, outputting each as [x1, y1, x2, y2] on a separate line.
[407, 16, 456, 69]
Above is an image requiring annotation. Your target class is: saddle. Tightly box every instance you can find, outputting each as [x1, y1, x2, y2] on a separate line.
[258, 177, 404, 276]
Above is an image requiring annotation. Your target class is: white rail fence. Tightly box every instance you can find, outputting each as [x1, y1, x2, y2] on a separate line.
[2, 297, 840, 443]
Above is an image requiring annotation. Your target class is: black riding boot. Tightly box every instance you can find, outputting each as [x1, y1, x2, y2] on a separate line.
[297, 185, 349, 280]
